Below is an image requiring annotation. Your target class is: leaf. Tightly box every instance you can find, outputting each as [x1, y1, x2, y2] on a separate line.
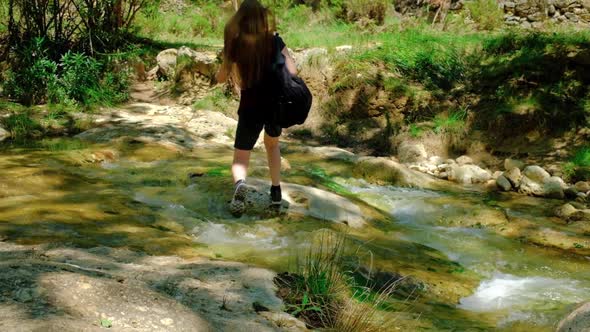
[100, 319, 113, 328]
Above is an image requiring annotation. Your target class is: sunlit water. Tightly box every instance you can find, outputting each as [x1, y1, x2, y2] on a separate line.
[1, 138, 589, 331]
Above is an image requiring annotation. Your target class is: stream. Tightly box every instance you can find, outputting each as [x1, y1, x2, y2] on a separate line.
[1, 133, 589, 331]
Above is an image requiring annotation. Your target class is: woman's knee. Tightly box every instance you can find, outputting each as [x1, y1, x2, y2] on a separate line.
[264, 134, 279, 148]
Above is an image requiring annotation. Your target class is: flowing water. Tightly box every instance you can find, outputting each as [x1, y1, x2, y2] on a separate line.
[1, 137, 589, 331]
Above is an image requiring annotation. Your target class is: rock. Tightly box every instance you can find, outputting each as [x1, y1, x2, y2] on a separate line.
[504, 158, 525, 171]
[523, 165, 551, 183]
[456, 155, 474, 165]
[304, 146, 358, 163]
[571, 209, 590, 221]
[504, 167, 522, 188]
[549, 4, 557, 14]
[575, 181, 590, 193]
[445, 159, 457, 165]
[335, 45, 353, 54]
[577, 192, 588, 203]
[505, 1, 516, 8]
[258, 311, 308, 331]
[177, 46, 218, 78]
[352, 157, 448, 190]
[496, 175, 513, 191]
[557, 302, 590, 332]
[493, 171, 503, 180]
[448, 164, 492, 185]
[397, 141, 428, 163]
[565, 186, 580, 199]
[555, 203, 579, 219]
[247, 179, 366, 228]
[544, 177, 566, 198]
[156, 48, 178, 79]
[429, 156, 445, 166]
[146, 66, 159, 80]
[292, 47, 328, 71]
[519, 175, 545, 196]
[0, 126, 9, 142]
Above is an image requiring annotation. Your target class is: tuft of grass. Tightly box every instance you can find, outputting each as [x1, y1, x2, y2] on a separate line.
[433, 107, 468, 134]
[465, 0, 504, 31]
[192, 87, 237, 116]
[563, 146, 590, 181]
[277, 230, 398, 331]
[1, 111, 42, 138]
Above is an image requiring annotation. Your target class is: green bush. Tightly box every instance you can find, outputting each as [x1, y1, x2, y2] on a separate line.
[465, 0, 504, 31]
[56, 52, 102, 104]
[337, 0, 389, 25]
[3, 38, 58, 105]
[1, 111, 42, 138]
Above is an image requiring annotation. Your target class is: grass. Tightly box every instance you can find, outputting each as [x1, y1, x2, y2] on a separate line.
[192, 87, 237, 116]
[563, 146, 590, 182]
[276, 230, 398, 331]
[433, 108, 468, 134]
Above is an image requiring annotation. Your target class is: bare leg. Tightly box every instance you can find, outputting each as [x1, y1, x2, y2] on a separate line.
[264, 134, 281, 186]
[232, 148, 251, 184]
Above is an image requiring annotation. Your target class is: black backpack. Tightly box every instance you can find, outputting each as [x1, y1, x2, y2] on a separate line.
[270, 35, 313, 128]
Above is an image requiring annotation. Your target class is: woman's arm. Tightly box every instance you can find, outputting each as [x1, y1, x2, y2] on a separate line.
[216, 62, 229, 83]
[282, 47, 297, 76]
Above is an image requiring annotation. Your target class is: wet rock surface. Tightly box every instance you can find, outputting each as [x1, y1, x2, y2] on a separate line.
[0, 242, 304, 331]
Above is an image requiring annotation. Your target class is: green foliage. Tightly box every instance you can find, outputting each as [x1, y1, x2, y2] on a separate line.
[2, 39, 130, 107]
[336, 0, 389, 25]
[3, 38, 58, 105]
[563, 146, 590, 181]
[54, 52, 102, 104]
[192, 87, 237, 116]
[433, 107, 468, 134]
[1, 111, 42, 138]
[465, 0, 504, 31]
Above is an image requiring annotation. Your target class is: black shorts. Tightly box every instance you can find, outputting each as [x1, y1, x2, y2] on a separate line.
[234, 116, 282, 151]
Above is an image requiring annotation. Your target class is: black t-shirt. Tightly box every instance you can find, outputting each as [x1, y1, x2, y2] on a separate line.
[238, 34, 286, 122]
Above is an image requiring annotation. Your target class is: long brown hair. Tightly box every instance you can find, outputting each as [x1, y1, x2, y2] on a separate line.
[222, 0, 275, 89]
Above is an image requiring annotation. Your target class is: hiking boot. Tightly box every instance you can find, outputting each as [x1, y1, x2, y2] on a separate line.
[270, 185, 282, 206]
[229, 180, 251, 217]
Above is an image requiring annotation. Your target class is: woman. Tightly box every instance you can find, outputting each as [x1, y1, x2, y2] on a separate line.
[216, 0, 297, 216]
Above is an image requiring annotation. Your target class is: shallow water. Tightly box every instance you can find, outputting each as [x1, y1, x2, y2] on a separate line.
[1, 137, 589, 331]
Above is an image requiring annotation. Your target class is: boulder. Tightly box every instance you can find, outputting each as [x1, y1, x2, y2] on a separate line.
[523, 165, 551, 183]
[571, 209, 590, 221]
[565, 186, 580, 199]
[557, 302, 590, 332]
[555, 203, 579, 219]
[335, 45, 353, 54]
[544, 176, 566, 199]
[504, 158, 525, 170]
[575, 181, 590, 193]
[245, 179, 366, 228]
[397, 141, 428, 163]
[504, 167, 522, 188]
[519, 175, 545, 196]
[352, 157, 447, 190]
[0, 126, 9, 142]
[177, 47, 218, 78]
[496, 175, 513, 191]
[456, 155, 474, 165]
[156, 48, 178, 79]
[428, 156, 445, 166]
[448, 164, 492, 185]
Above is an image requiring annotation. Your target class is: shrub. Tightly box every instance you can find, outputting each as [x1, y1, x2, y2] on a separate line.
[3, 38, 58, 105]
[336, 0, 389, 25]
[276, 231, 398, 330]
[1, 111, 42, 138]
[465, 0, 504, 31]
[56, 52, 102, 104]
